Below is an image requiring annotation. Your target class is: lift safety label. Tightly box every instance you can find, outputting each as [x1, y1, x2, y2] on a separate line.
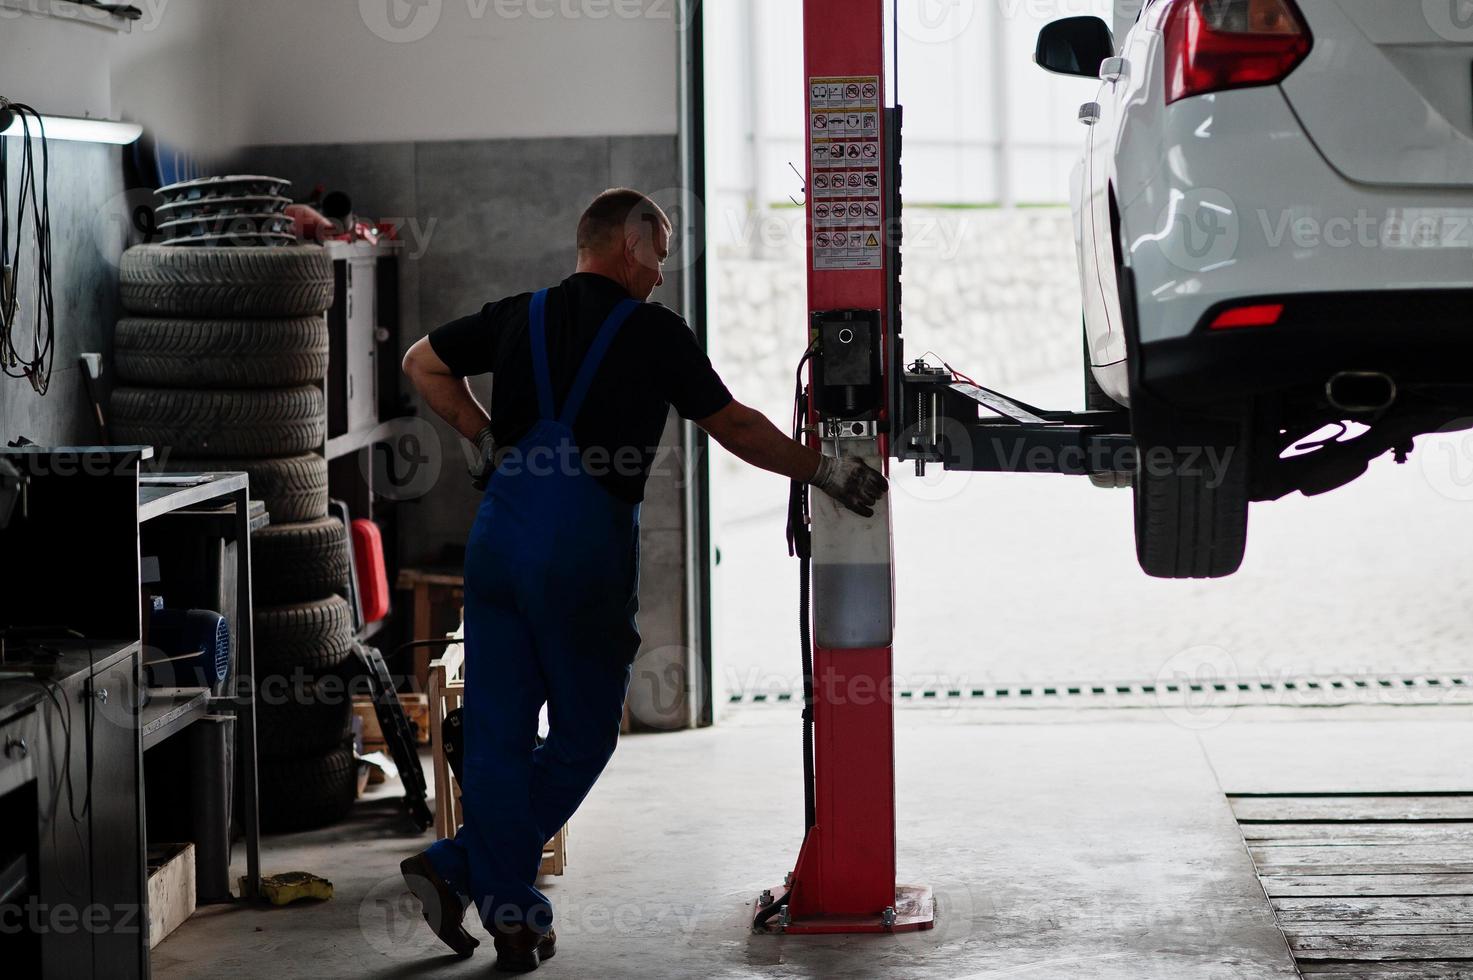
[809, 75, 883, 271]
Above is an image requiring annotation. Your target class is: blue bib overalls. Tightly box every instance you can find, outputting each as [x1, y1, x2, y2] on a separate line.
[426, 288, 643, 933]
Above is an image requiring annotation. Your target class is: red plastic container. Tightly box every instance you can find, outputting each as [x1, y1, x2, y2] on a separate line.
[351, 518, 390, 623]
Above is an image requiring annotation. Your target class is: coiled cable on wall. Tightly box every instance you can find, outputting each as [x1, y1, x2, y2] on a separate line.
[0, 99, 57, 395]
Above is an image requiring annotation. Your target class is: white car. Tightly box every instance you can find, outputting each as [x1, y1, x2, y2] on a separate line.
[1037, 0, 1473, 579]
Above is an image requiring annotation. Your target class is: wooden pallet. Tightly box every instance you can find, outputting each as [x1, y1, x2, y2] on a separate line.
[1232, 793, 1473, 977]
[429, 630, 568, 878]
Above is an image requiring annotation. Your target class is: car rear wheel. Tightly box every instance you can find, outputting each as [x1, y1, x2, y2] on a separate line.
[1133, 432, 1250, 579]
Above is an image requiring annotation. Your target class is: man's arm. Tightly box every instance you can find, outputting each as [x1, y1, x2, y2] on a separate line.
[402, 338, 490, 442]
[697, 400, 888, 517]
[697, 400, 820, 482]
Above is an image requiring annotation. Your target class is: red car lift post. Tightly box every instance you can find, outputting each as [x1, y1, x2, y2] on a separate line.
[753, 0, 934, 935]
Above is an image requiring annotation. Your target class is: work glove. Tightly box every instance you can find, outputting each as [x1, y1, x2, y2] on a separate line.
[810, 455, 888, 518]
[469, 426, 496, 492]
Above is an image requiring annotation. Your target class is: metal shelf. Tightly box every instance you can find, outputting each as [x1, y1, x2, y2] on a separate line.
[325, 417, 419, 463]
[139, 473, 252, 523]
[139, 687, 211, 752]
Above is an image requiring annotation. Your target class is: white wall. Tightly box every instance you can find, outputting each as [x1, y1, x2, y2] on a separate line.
[213, 0, 680, 147]
[4, 0, 680, 154]
[0, 2, 124, 120]
[109, 0, 225, 152]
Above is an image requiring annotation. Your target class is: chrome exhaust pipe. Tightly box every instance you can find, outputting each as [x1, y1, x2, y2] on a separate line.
[1326, 371, 1397, 415]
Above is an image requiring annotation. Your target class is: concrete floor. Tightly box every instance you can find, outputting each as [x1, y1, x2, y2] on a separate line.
[149, 705, 1473, 980]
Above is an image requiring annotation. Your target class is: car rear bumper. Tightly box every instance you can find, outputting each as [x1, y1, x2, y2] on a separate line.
[1118, 85, 1473, 350]
[1136, 288, 1473, 412]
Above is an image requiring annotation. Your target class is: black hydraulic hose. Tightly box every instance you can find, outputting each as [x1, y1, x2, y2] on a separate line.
[799, 551, 815, 832]
[753, 889, 788, 930]
[787, 341, 819, 836]
[787, 472, 816, 835]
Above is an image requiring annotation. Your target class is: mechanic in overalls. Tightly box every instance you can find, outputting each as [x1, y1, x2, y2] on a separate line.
[400, 188, 886, 972]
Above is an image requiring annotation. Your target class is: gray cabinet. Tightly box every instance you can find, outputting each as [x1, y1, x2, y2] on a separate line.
[326, 241, 399, 443]
[32, 645, 147, 980]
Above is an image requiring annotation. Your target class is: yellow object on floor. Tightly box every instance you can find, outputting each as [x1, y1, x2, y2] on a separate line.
[243, 872, 334, 906]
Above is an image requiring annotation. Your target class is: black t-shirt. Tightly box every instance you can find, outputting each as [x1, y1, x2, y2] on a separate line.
[428, 273, 733, 505]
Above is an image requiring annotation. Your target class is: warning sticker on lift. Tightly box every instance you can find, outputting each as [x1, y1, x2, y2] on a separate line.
[809, 75, 883, 271]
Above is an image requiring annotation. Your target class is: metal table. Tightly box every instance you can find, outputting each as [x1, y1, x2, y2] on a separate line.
[138, 472, 264, 899]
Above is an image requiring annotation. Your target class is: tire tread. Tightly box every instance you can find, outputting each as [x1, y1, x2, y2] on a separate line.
[120, 245, 333, 318]
[113, 386, 325, 459]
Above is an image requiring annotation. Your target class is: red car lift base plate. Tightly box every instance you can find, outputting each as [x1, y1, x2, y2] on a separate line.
[753, 884, 935, 935]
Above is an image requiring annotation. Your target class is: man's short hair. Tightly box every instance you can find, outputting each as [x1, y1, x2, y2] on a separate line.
[577, 188, 670, 253]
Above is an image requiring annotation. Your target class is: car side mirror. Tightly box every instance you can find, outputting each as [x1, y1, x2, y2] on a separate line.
[1035, 16, 1115, 79]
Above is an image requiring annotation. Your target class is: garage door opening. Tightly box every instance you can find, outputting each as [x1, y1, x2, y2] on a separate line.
[701, 0, 1473, 717]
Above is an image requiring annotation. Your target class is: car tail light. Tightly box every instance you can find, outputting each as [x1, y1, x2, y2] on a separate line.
[1210, 303, 1284, 330]
[1164, 0, 1312, 104]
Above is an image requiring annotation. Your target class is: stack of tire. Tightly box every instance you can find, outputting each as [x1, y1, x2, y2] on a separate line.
[113, 238, 359, 834]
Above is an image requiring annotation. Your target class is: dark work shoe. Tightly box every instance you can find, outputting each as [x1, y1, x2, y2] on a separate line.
[493, 925, 557, 973]
[399, 852, 479, 958]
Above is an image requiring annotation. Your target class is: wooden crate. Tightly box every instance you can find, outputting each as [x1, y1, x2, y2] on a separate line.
[397, 567, 466, 693]
[353, 693, 431, 749]
[147, 843, 195, 950]
[430, 630, 568, 878]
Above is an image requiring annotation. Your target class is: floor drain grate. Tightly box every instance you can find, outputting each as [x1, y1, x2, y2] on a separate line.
[725, 672, 1473, 708]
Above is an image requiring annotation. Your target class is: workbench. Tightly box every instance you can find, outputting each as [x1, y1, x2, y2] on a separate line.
[0, 449, 265, 978]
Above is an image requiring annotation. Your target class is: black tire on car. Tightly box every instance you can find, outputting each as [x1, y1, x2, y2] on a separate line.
[155, 453, 329, 523]
[115, 316, 328, 388]
[120, 245, 334, 318]
[254, 689, 354, 758]
[253, 595, 355, 676]
[1133, 434, 1250, 579]
[113, 386, 326, 458]
[252, 517, 351, 605]
[257, 747, 358, 834]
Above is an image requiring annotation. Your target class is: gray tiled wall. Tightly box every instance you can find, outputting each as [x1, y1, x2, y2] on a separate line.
[0, 140, 127, 447]
[235, 135, 697, 729]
